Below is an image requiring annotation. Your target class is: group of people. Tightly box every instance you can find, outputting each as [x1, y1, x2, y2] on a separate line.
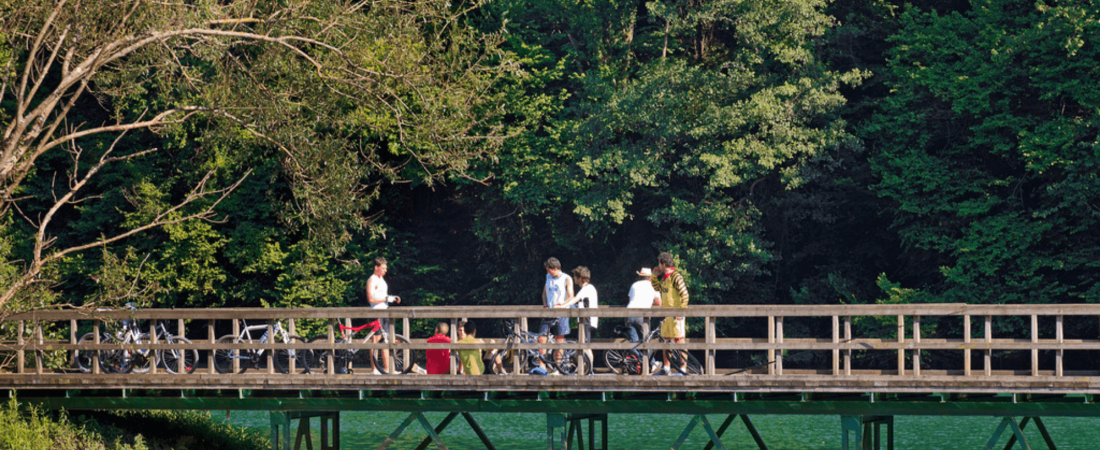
[364, 251, 692, 375]
[541, 252, 692, 375]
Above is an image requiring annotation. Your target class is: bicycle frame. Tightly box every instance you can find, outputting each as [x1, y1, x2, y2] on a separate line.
[228, 319, 289, 359]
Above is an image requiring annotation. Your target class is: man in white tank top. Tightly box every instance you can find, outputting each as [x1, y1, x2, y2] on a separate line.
[367, 257, 400, 374]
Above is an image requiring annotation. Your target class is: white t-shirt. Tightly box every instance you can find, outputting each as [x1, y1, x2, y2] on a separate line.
[545, 273, 572, 308]
[627, 280, 657, 309]
[575, 284, 599, 328]
[368, 274, 388, 310]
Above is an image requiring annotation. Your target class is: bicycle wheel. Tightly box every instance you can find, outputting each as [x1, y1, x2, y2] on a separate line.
[275, 334, 312, 374]
[75, 332, 96, 373]
[160, 337, 198, 374]
[373, 334, 411, 374]
[129, 333, 154, 374]
[603, 349, 641, 375]
[501, 335, 529, 373]
[668, 349, 703, 375]
[213, 335, 242, 374]
[306, 336, 334, 373]
[552, 341, 593, 375]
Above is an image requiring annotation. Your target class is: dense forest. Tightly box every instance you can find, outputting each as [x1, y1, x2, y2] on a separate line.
[1, 0, 1097, 357]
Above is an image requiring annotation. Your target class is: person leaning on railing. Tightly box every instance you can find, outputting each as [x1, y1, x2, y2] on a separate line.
[625, 267, 661, 343]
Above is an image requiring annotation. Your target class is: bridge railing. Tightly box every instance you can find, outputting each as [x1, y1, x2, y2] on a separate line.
[3, 304, 1100, 378]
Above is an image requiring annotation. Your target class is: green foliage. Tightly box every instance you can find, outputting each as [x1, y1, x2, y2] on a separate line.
[866, 0, 1100, 304]
[0, 398, 147, 450]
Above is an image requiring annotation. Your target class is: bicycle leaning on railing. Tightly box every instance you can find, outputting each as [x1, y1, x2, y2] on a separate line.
[310, 319, 418, 374]
[499, 319, 593, 375]
[74, 304, 153, 374]
[213, 319, 311, 374]
[153, 320, 198, 374]
[603, 322, 702, 375]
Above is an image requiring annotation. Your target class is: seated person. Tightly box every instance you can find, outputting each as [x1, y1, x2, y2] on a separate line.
[426, 322, 451, 375]
[456, 321, 505, 375]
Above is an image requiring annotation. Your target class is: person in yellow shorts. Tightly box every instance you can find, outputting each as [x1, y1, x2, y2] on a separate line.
[651, 252, 690, 375]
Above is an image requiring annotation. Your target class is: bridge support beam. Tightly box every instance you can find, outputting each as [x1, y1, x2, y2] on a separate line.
[984, 416, 1057, 450]
[703, 414, 768, 450]
[270, 411, 339, 450]
[841, 415, 893, 450]
[564, 414, 608, 450]
[412, 412, 497, 450]
[671, 414, 727, 450]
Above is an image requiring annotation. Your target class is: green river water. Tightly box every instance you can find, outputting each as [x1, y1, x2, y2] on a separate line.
[218, 410, 1100, 449]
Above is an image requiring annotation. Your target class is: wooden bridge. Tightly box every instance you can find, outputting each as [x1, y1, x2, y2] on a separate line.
[3, 304, 1100, 450]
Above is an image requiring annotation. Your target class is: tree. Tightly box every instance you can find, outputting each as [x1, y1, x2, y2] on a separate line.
[0, 0, 512, 311]
[866, 0, 1100, 304]
[470, 0, 864, 304]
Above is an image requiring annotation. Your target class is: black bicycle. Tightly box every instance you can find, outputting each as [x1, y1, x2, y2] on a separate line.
[604, 322, 702, 375]
[498, 319, 593, 375]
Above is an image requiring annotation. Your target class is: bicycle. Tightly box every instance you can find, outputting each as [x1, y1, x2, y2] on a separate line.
[499, 319, 593, 375]
[603, 322, 702, 375]
[153, 320, 198, 374]
[213, 319, 312, 374]
[311, 319, 417, 374]
[74, 304, 152, 374]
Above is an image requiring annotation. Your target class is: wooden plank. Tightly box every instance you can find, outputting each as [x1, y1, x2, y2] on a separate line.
[844, 316, 851, 376]
[775, 317, 783, 376]
[767, 316, 775, 376]
[985, 315, 992, 377]
[897, 315, 905, 376]
[832, 316, 839, 376]
[913, 316, 921, 377]
[706, 316, 715, 376]
[17, 321, 24, 374]
[1056, 315, 1063, 377]
[1031, 314, 1039, 377]
[208, 320, 215, 375]
[963, 315, 971, 377]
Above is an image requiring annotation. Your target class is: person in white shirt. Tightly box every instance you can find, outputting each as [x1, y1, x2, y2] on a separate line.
[559, 266, 598, 343]
[625, 267, 660, 343]
[367, 257, 400, 374]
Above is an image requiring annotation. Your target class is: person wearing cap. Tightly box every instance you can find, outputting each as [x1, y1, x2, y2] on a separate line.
[367, 256, 400, 375]
[651, 251, 691, 375]
[625, 267, 661, 343]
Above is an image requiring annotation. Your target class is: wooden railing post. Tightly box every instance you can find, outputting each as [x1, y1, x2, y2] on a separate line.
[513, 319, 522, 375]
[913, 316, 921, 377]
[70, 319, 77, 369]
[641, 317, 651, 375]
[984, 315, 992, 376]
[897, 315, 905, 376]
[93, 320, 101, 375]
[1056, 315, 1064, 377]
[963, 314, 971, 377]
[775, 316, 783, 376]
[207, 320, 216, 375]
[577, 313, 586, 376]
[266, 321, 275, 374]
[1031, 314, 1039, 377]
[232, 318, 241, 374]
[767, 316, 775, 376]
[844, 316, 851, 376]
[705, 316, 715, 376]
[16, 320, 24, 374]
[178, 318, 186, 375]
[150, 320, 159, 375]
[34, 322, 43, 375]
[832, 315, 840, 376]
[450, 318, 459, 375]
[288, 319, 296, 373]
[326, 319, 336, 375]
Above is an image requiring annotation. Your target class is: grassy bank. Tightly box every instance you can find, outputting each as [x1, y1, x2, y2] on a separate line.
[0, 399, 268, 450]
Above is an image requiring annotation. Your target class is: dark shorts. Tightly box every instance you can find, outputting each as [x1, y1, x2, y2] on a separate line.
[538, 317, 570, 336]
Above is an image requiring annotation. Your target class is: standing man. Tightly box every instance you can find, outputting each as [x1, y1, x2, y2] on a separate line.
[367, 256, 400, 375]
[651, 252, 690, 375]
[625, 267, 661, 343]
[539, 257, 573, 374]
